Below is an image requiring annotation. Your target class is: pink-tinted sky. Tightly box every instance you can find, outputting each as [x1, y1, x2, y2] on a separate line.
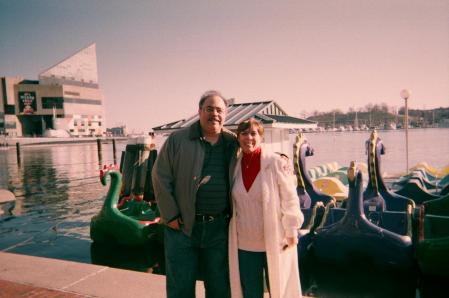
[1, 0, 448, 132]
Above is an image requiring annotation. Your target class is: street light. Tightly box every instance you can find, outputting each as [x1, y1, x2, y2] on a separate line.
[400, 89, 410, 174]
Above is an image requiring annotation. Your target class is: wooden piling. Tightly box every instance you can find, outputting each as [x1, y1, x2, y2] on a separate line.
[119, 150, 126, 172]
[120, 144, 138, 198]
[119, 136, 157, 201]
[97, 138, 103, 165]
[112, 139, 117, 164]
[131, 143, 151, 198]
[16, 142, 21, 165]
[144, 149, 158, 202]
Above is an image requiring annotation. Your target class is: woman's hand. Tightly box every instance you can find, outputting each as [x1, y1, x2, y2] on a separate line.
[283, 236, 298, 250]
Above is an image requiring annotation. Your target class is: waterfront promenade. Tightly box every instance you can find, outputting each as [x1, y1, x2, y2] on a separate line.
[0, 251, 204, 297]
[1, 252, 309, 298]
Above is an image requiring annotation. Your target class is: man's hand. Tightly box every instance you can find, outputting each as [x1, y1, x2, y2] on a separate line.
[167, 218, 181, 230]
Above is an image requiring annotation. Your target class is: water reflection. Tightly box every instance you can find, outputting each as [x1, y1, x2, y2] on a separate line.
[0, 142, 123, 260]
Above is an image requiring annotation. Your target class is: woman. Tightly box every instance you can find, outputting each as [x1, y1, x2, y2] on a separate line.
[229, 118, 304, 298]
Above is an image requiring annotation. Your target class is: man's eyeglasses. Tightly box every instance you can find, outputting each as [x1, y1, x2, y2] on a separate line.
[203, 106, 225, 114]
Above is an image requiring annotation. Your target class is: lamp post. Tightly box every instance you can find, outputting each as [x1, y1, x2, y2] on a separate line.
[400, 89, 410, 174]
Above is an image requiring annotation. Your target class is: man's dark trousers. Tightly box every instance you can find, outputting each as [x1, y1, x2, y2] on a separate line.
[164, 216, 230, 298]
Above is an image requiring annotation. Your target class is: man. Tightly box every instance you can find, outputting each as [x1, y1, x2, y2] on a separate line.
[152, 90, 237, 298]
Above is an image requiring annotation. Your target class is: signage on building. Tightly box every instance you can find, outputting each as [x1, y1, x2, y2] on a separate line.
[18, 92, 37, 115]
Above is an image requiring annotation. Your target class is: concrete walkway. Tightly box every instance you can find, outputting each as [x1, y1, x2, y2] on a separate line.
[0, 252, 205, 297]
[0, 252, 312, 297]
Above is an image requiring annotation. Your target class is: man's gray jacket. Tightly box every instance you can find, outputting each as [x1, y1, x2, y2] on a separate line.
[152, 121, 238, 236]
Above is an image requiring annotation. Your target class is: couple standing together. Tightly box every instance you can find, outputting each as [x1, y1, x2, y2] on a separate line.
[152, 90, 304, 298]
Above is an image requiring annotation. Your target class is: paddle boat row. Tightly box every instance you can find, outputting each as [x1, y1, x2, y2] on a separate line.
[392, 166, 449, 201]
[293, 131, 414, 241]
[293, 130, 449, 296]
[411, 162, 449, 179]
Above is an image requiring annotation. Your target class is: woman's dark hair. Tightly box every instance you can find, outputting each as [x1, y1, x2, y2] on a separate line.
[236, 118, 264, 137]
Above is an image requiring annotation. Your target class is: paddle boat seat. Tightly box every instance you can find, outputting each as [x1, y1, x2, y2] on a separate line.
[313, 177, 348, 202]
[325, 170, 349, 185]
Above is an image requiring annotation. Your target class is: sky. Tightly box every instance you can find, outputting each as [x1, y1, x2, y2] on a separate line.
[1, 0, 448, 133]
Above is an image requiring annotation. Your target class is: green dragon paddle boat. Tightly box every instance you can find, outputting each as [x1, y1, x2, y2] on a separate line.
[90, 168, 162, 246]
[417, 194, 449, 277]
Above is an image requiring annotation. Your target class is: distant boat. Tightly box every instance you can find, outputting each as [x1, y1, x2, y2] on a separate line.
[360, 124, 369, 130]
[384, 122, 397, 130]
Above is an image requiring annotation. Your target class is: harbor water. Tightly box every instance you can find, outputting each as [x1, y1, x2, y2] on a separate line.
[1, 128, 448, 296]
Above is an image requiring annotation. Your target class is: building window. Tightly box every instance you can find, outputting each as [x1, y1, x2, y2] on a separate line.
[98, 122, 102, 126]
[63, 98, 102, 105]
[42, 97, 63, 109]
[5, 105, 15, 115]
[5, 122, 16, 129]
[69, 129, 74, 132]
[64, 91, 80, 96]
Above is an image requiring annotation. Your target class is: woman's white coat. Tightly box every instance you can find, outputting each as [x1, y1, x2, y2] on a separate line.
[229, 147, 304, 298]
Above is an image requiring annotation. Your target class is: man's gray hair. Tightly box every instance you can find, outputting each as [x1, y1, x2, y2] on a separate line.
[198, 90, 228, 109]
